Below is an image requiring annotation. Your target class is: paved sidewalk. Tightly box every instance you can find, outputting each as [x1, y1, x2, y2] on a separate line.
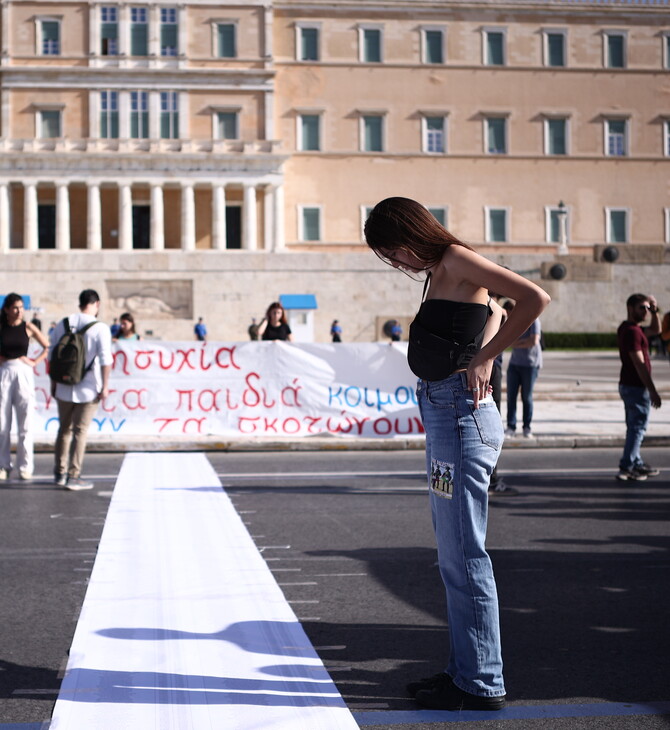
[38, 350, 670, 451]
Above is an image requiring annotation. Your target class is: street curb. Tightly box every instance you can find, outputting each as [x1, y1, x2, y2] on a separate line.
[32, 434, 670, 453]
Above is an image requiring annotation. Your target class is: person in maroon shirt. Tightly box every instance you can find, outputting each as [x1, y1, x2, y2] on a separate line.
[616, 293, 662, 481]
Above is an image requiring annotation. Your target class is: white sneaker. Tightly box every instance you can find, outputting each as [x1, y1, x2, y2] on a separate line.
[504, 427, 516, 437]
[0, 467, 8, 481]
[66, 477, 94, 491]
[19, 470, 33, 481]
[523, 428, 533, 438]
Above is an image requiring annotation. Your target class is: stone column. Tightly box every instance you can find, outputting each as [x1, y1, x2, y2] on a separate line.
[87, 182, 102, 250]
[150, 183, 165, 250]
[181, 182, 195, 251]
[118, 182, 133, 250]
[89, 3, 100, 59]
[23, 182, 38, 251]
[55, 181, 71, 250]
[243, 184, 257, 251]
[211, 184, 226, 250]
[118, 91, 130, 139]
[149, 90, 161, 139]
[118, 3, 130, 57]
[0, 183, 9, 251]
[273, 183, 285, 251]
[148, 4, 160, 58]
[263, 186, 273, 252]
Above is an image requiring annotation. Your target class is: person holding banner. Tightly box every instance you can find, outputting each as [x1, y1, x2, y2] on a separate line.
[364, 197, 550, 712]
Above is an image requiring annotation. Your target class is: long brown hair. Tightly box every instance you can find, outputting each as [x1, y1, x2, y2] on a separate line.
[0, 293, 24, 329]
[265, 302, 287, 325]
[364, 197, 473, 269]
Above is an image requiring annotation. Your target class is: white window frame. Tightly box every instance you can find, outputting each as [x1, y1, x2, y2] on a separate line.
[544, 205, 571, 244]
[542, 28, 567, 67]
[603, 30, 627, 69]
[482, 27, 506, 66]
[298, 205, 323, 242]
[421, 113, 448, 154]
[211, 19, 238, 58]
[296, 111, 322, 152]
[604, 117, 629, 157]
[663, 32, 670, 70]
[485, 206, 510, 243]
[100, 6, 119, 56]
[543, 115, 569, 155]
[295, 22, 320, 62]
[160, 90, 179, 139]
[130, 7, 149, 57]
[211, 106, 240, 140]
[160, 6, 179, 57]
[664, 207, 670, 244]
[427, 206, 449, 228]
[359, 112, 386, 152]
[421, 26, 446, 65]
[35, 16, 62, 56]
[663, 118, 670, 156]
[35, 106, 63, 138]
[484, 114, 509, 154]
[606, 207, 630, 244]
[360, 205, 374, 241]
[358, 24, 383, 63]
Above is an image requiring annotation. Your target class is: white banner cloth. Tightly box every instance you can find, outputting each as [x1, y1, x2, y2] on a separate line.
[32, 342, 423, 439]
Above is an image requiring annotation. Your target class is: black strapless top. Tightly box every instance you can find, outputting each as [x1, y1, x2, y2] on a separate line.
[0, 322, 29, 359]
[418, 299, 490, 345]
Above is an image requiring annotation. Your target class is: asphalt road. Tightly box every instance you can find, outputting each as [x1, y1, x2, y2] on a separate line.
[1, 448, 669, 729]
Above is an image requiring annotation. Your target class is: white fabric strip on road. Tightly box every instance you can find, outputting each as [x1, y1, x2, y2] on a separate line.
[50, 452, 359, 730]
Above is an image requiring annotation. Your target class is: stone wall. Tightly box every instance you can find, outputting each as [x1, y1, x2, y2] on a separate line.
[3, 248, 669, 341]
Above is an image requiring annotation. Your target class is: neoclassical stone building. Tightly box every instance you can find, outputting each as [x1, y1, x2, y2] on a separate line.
[1, 0, 669, 339]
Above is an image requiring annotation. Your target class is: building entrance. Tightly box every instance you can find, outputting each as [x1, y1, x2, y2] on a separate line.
[226, 206, 241, 249]
[133, 206, 150, 249]
[37, 205, 56, 249]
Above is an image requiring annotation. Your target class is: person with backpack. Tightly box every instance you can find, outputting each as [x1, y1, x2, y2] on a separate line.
[49, 289, 112, 490]
[0, 293, 50, 481]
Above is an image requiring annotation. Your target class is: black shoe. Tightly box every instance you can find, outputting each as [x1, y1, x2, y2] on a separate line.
[415, 675, 506, 711]
[636, 463, 660, 477]
[406, 671, 449, 697]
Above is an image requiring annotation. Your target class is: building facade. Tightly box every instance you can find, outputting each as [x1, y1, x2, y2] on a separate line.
[1, 0, 669, 339]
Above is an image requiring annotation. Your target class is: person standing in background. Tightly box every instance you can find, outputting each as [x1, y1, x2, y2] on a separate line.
[194, 317, 207, 342]
[505, 311, 542, 438]
[616, 293, 662, 481]
[331, 320, 342, 342]
[0, 294, 49, 481]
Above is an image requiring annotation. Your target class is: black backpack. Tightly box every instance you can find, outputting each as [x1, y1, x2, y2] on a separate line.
[49, 317, 99, 385]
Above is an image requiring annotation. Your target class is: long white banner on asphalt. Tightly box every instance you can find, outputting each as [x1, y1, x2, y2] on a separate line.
[32, 341, 422, 439]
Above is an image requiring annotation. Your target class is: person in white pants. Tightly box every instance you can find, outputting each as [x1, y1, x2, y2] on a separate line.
[0, 294, 49, 481]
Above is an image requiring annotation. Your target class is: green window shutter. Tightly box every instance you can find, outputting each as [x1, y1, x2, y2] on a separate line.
[364, 29, 381, 62]
[428, 208, 445, 226]
[131, 24, 148, 56]
[487, 32, 504, 65]
[364, 116, 382, 151]
[547, 34, 564, 67]
[487, 118, 506, 154]
[608, 35, 624, 68]
[301, 115, 319, 150]
[161, 24, 178, 55]
[303, 208, 320, 240]
[489, 210, 507, 242]
[217, 24, 236, 58]
[548, 119, 566, 155]
[425, 30, 443, 64]
[550, 210, 560, 242]
[41, 110, 60, 138]
[610, 211, 626, 243]
[218, 112, 237, 139]
[301, 28, 318, 61]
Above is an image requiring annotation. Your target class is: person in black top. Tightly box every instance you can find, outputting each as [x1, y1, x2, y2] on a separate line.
[257, 302, 293, 342]
[0, 293, 49, 481]
[364, 197, 549, 712]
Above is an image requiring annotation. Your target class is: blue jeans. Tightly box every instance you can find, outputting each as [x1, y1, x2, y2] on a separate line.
[506, 364, 539, 431]
[619, 385, 651, 471]
[417, 372, 505, 697]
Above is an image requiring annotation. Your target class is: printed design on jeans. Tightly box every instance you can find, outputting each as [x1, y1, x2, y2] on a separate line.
[430, 459, 454, 499]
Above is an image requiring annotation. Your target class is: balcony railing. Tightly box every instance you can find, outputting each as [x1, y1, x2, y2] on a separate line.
[0, 138, 283, 154]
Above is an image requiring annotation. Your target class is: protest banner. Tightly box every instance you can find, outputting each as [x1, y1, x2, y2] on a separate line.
[33, 342, 423, 439]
